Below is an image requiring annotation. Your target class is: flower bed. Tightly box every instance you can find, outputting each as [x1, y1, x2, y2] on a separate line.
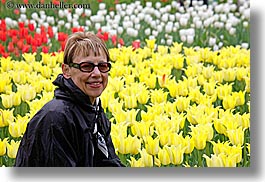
[0, 0, 250, 167]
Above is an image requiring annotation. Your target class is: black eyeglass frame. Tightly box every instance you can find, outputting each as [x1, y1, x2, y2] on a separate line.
[68, 62, 111, 73]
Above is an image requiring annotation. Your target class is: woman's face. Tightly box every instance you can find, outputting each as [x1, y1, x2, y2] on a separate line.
[64, 48, 109, 104]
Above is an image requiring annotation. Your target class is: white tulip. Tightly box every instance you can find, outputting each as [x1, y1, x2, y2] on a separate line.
[117, 26, 123, 34]
[126, 8, 133, 15]
[4, 17, 13, 27]
[218, 42, 223, 48]
[187, 35, 194, 44]
[179, 17, 188, 26]
[109, 29, 117, 36]
[20, 7, 26, 14]
[67, 14, 72, 22]
[65, 22, 71, 29]
[99, 3, 106, 10]
[84, 9, 91, 17]
[31, 12, 39, 20]
[195, 20, 202, 28]
[161, 13, 168, 23]
[225, 22, 232, 31]
[155, 2, 161, 9]
[47, 16, 55, 24]
[229, 27, 236, 35]
[180, 35, 186, 42]
[52, 27, 58, 34]
[150, 20, 156, 29]
[157, 25, 163, 33]
[243, 9, 250, 19]
[209, 37, 216, 46]
[43, 22, 49, 29]
[75, 8, 83, 16]
[116, 4, 121, 11]
[135, 24, 141, 30]
[36, 28, 41, 34]
[95, 23, 101, 30]
[112, 23, 118, 29]
[146, 2, 152, 8]
[154, 10, 161, 19]
[152, 30, 158, 37]
[121, 3, 127, 10]
[133, 17, 140, 24]
[58, 20, 65, 26]
[243, 21, 248, 28]
[144, 28, 151, 36]
[20, 14, 27, 22]
[213, 45, 219, 51]
[241, 43, 249, 49]
[165, 23, 173, 33]
[149, 35, 155, 40]
[85, 20, 91, 27]
[171, 1, 178, 8]
[186, 28, 195, 36]
[169, 15, 175, 22]
[166, 38, 173, 46]
[161, 39, 165, 44]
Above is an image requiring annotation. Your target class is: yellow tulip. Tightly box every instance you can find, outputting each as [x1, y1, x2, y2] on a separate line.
[22, 52, 36, 63]
[144, 136, 160, 156]
[227, 127, 245, 146]
[129, 156, 144, 167]
[8, 121, 23, 138]
[131, 121, 153, 138]
[175, 96, 190, 112]
[223, 68, 236, 82]
[202, 65, 215, 79]
[0, 138, 8, 156]
[12, 71, 27, 84]
[17, 84, 36, 102]
[213, 71, 224, 83]
[1, 94, 13, 109]
[217, 83, 233, 100]
[183, 136, 194, 154]
[124, 95, 138, 109]
[11, 92, 21, 106]
[145, 39, 156, 50]
[171, 54, 184, 69]
[203, 154, 224, 167]
[150, 89, 167, 104]
[171, 42, 183, 54]
[0, 109, 14, 127]
[203, 81, 216, 96]
[6, 140, 20, 158]
[220, 153, 240, 167]
[171, 145, 185, 165]
[222, 95, 236, 110]
[192, 133, 207, 150]
[139, 149, 153, 167]
[0, 57, 13, 72]
[232, 91, 245, 106]
[158, 147, 171, 166]
[127, 135, 141, 155]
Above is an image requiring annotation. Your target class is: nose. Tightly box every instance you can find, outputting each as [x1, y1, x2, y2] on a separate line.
[91, 66, 101, 76]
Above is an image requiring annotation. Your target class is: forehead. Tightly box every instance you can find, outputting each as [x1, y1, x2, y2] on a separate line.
[73, 46, 107, 63]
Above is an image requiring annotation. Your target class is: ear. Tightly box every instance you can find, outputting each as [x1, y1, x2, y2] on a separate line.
[62, 64, 71, 78]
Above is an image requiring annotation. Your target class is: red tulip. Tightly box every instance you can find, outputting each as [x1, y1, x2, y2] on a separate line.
[119, 38, 124, 46]
[31, 45, 37, 53]
[132, 40, 141, 50]
[28, 23, 35, 31]
[111, 35, 117, 46]
[57, 32, 68, 42]
[47, 26, 54, 38]
[17, 40, 24, 50]
[22, 44, 30, 53]
[0, 19, 6, 31]
[0, 30, 6, 41]
[18, 22, 24, 29]
[42, 46, 49, 53]
[7, 42, 14, 52]
[14, 9, 20, 15]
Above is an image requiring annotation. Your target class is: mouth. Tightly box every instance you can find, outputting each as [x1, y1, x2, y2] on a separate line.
[86, 81, 103, 88]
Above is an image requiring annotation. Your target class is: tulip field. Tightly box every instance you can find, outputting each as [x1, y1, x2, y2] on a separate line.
[0, 0, 250, 167]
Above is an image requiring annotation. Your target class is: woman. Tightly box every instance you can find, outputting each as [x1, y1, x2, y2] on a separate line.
[15, 31, 124, 167]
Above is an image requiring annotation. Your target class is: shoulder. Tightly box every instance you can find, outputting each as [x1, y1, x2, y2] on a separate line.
[27, 98, 75, 130]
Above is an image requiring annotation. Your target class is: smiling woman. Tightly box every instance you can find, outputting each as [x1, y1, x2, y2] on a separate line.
[14, 31, 124, 167]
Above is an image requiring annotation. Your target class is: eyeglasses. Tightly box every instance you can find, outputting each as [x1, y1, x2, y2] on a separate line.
[69, 62, 111, 73]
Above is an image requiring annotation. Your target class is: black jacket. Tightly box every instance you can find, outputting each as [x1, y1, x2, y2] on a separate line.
[15, 74, 124, 167]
